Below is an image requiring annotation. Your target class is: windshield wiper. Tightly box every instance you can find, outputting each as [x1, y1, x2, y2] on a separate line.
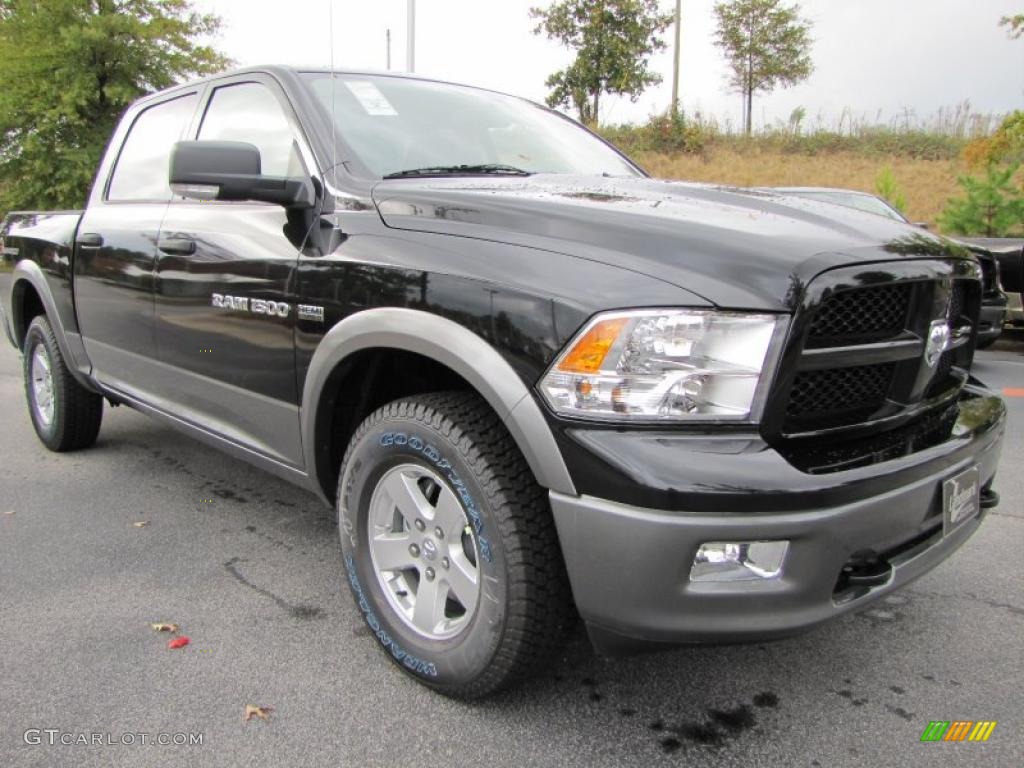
[383, 164, 532, 179]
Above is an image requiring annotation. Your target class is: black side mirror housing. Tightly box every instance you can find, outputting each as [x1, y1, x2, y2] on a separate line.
[169, 141, 314, 209]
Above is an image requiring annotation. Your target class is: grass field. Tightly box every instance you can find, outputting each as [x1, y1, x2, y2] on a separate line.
[631, 148, 962, 227]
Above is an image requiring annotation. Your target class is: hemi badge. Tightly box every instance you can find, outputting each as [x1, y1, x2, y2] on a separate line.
[297, 304, 325, 323]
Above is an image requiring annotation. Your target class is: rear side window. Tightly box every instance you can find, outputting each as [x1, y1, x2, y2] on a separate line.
[198, 82, 305, 178]
[107, 94, 197, 201]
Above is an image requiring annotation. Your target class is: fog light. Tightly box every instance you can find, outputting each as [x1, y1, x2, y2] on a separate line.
[690, 541, 789, 582]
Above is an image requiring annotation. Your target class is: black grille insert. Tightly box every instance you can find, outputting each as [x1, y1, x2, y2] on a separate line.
[780, 403, 959, 474]
[785, 363, 894, 431]
[807, 283, 911, 347]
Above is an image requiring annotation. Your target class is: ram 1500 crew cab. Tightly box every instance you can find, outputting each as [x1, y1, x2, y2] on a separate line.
[0, 67, 1005, 698]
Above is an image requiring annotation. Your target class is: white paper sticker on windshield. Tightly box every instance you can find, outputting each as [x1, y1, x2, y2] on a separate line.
[344, 81, 398, 116]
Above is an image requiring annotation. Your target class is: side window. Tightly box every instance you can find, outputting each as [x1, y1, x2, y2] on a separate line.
[107, 94, 197, 201]
[198, 82, 305, 178]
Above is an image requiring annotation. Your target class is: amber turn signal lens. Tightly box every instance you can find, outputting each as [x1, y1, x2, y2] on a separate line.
[557, 317, 628, 373]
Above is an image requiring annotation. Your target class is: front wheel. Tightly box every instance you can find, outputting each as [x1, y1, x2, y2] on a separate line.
[337, 392, 572, 698]
[22, 315, 103, 451]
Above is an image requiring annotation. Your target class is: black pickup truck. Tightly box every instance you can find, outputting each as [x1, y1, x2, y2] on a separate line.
[0, 66, 1006, 698]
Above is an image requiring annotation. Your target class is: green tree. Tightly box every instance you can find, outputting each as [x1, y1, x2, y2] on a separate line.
[0, 0, 230, 213]
[1000, 13, 1024, 38]
[874, 166, 907, 214]
[938, 163, 1024, 237]
[713, 0, 813, 135]
[530, 0, 673, 125]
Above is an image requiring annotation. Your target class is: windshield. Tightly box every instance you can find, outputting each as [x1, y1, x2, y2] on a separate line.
[302, 73, 641, 179]
[790, 190, 907, 222]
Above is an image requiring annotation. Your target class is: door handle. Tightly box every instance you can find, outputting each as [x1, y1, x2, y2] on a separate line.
[76, 233, 103, 248]
[158, 237, 196, 255]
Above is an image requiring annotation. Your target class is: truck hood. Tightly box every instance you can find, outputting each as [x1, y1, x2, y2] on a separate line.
[371, 175, 971, 311]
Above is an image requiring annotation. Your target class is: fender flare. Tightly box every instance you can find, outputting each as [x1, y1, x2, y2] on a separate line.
[10, 261, 96, 390]
[300, 307, 576, 501]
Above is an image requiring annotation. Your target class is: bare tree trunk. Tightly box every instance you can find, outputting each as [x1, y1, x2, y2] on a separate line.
[745, 46, 753, 135]
[592, 90, 599, 127]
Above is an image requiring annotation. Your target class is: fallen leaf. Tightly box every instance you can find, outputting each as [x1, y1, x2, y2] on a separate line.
[244, 704, 273, 722]
[150, 623, 180, 633]
[131, 521, 149, 528]
[167, 636, 191, 650]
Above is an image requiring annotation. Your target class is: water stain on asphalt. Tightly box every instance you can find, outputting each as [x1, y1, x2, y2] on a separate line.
[641, 694, 775, 753]
[224, 557, 323, 620]
[885, 704, 915, 721]
[242, 525, 295, 551]
[211, 487, 248, 503]
[835, 689, 868, 706]
[708, 704, 756, 733]
[660, 737, 682, 753]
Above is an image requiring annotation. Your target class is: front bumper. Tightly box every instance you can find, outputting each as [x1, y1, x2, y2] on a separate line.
[1006, 291, 1024, 326]
[549, 389, 1005, 653]
[977, 298, 1007, 342]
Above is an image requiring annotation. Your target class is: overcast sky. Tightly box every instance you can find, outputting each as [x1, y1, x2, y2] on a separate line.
[191, 0, 1024, 130]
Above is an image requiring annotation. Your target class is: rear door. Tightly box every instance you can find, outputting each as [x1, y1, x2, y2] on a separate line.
[74, 92, 199, 393]
[153, 76, 314, 468]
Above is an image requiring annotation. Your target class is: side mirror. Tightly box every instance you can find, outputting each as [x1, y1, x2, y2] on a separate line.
[169, 141, 314, 209]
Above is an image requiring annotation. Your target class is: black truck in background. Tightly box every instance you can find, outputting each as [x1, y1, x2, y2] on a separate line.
[0, 67, 1006, 698]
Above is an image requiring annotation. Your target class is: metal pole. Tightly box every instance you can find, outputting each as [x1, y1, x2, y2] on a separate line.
[671, 0, 681, 116]
[386, 28, 391, 70]
[406, 0, 416, 73]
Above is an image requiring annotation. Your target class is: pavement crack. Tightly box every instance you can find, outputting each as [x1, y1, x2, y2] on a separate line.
[224, 557, 323, 620]
[907, 588, 1024, 618]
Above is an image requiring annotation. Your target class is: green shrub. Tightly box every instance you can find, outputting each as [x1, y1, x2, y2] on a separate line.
[875, 166, 907, 213]
[938, 162, 1024, 237]
[599, 112, 707, 155]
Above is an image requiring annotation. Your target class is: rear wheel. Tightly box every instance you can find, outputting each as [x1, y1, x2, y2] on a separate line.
[337, 391, 572, 698]
[22, 315, 103, 451]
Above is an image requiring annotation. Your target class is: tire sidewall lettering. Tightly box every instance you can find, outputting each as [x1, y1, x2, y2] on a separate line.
[24, 327, 57, 441]
[339, 420, 506, 685]
[376, 431, 491, 557]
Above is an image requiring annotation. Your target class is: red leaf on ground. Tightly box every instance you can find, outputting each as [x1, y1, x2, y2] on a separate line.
[167, 636, 191, 650]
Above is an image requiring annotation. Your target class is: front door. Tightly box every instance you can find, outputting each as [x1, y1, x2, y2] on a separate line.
[153, 77, 314, 468]
[74, 92, 198, 394]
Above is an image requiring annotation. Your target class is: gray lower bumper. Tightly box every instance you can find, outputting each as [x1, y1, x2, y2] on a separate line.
[549, 426, 1002, 652]
[977, 303, 1007, 341]
[1006, 292, 1024, 325]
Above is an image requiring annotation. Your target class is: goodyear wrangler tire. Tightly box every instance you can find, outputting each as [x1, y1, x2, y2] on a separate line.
[22, 315, 103, 452]
[337, 391, 572, 698]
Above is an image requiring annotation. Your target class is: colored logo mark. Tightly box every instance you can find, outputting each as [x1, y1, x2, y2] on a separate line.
[920, 721, 997, 742]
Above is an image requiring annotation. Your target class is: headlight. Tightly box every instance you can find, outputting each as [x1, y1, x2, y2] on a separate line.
[539, 309, 783, 422]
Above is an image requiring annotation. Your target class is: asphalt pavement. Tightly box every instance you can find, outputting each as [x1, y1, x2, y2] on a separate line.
[1, 334, 1022, 767]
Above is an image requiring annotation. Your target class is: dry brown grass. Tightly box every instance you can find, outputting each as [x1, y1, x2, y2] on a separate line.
[634, 148, 965, 227]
